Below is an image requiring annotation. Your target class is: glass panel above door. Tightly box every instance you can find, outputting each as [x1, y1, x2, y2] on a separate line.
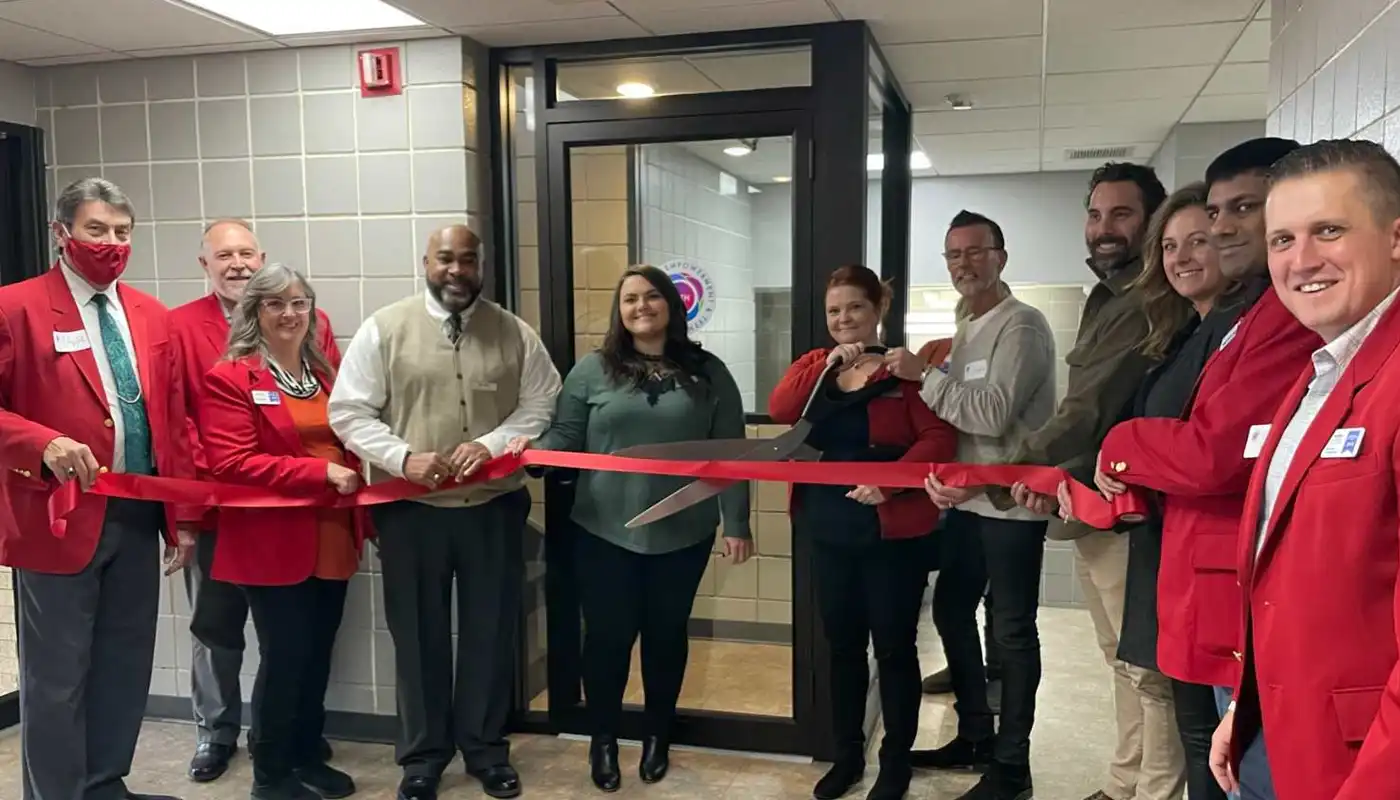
[554, 45, 811, 102]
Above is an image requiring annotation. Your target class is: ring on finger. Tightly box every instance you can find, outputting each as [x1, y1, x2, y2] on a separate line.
[66, 467, 77, 477]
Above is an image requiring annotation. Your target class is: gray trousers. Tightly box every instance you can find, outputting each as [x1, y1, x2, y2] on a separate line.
[372, 490, 528, 777]
[181, 529, 248, 745]
[16, 500, 163, 800]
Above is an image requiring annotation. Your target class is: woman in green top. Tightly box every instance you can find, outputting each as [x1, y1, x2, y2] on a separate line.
[507, 264, 752, 793]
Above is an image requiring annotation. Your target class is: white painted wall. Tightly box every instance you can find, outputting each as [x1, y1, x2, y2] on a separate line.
[1151, 121, 1266, 190]
[0, 60, 35, 125]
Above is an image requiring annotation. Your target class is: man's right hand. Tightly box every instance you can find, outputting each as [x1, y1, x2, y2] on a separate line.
[1209, 706, 1239, 793]
[505, 436, 533, 456]
[43, 437, 101, 490]
[326, 463, 361, 495]
[402, 452, 451, 488]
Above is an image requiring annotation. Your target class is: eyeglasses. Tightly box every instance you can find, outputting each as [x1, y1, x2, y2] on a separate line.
[261, 298, 313, 315]
[942, 246, 1001, 263]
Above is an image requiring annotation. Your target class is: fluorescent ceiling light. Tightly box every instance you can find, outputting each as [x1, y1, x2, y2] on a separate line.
[616, 82, 655, 98]
[772, 175, 792, 183]
[179, 0, 427, 36]
[723, 144, 752, 157]
[867, 152, 933, 171]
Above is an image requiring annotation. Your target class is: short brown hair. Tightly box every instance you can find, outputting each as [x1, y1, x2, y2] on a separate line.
[825, 264, 893, 319]
[1270, 139, 1400, 222]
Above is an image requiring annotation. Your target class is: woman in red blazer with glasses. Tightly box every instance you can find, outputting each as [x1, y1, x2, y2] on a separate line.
[769, 264, 958, 800]
[197, 263, 369, 800]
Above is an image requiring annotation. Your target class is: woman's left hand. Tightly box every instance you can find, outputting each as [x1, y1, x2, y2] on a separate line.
[847, 485, 887, 505]
[723, 536, 753, 565]
[1056, 480, 1076, 522]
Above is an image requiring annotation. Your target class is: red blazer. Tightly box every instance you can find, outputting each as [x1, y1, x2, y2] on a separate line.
[0, 268, 198, 574]
[198, 356, 369, 586]
[1099, 287, 1319, 687]
[1229, 299, 1400, 800]
[170, 293, 340, 529]
[769, 348, 957, 539]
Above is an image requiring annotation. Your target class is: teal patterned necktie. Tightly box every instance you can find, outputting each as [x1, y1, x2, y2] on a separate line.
[90, 294, 153, 475]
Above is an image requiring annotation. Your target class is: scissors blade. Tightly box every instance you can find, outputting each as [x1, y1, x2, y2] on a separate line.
[611, 439, 773, 461]
[625, 479, 734, 529]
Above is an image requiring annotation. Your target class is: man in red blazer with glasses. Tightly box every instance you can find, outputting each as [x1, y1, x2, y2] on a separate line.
[1206, 139, 1400, 800]
[0, 177, 197, 800]
[168, 218, 340, 783]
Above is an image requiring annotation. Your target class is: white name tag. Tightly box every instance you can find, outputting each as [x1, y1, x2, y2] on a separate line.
[1219, 321, 1241, 351]
[252, 390, 281, 406]
[1321, 427, 1365, 459]
[473, 381, 498, 391]
[963, 359, 989, 381]
[53, 329, 91, 353]
[1243, 424, 1271, 459]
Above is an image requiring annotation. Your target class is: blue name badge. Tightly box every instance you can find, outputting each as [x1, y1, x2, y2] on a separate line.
[1320, 427, 1365, 459]
[252, 390, 282, 406]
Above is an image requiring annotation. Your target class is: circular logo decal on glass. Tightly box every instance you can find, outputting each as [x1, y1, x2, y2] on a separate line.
[662, 259, 716, 332]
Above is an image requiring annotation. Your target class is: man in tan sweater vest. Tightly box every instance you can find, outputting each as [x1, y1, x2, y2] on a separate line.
[329, 225, 561, 800]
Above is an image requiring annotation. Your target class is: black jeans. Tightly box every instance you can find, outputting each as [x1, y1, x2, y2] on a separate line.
[1173, 679, 1226, 800]
[575, 532, 712, 738]
[931, 510, 1046, 766]
[812, 537, 928, 765]
[243, 577, 348, 786]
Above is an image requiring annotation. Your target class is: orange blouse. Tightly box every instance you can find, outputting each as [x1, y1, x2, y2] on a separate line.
[283, 390, 358, 581]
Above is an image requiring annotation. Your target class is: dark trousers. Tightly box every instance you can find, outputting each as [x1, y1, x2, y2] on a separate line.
[931, 510, 1047, 766]
[1173, 679, 1225, 800]
[16, 499, 162, 800]
[372, 491, 528, 777]
[812, 536, 928, 765]
[184, 528, 250, 745]
[575, 531, 712, 738]
[243, 577, 348, 785]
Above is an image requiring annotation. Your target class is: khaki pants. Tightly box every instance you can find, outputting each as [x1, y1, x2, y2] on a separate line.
[1075, 531, 1185, 800]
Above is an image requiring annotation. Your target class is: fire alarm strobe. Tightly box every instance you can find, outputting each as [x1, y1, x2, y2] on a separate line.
[358, 47, 402, 97]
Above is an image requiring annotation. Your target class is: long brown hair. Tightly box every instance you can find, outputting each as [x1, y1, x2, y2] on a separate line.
[1132, 182, 1231, 360]
[599, 264, 710, 396]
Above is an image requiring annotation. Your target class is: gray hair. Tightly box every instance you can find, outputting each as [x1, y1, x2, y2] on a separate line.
[55, 177, 137, 229]
[225, 263, 335, 379]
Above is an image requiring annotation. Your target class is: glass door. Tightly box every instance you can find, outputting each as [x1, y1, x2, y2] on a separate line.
[530, 110, 816, 754]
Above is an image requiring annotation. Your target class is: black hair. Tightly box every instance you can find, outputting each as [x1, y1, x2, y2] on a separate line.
[600, 264, 711, 397]
[948, 209, 1006, 250]
[1204, 137, 1301, 189]
[1086, 162, 1168, 220]
[1270, 138, 1400, 221]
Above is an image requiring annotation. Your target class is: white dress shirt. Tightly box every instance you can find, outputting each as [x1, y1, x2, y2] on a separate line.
[328, 291, 561, 477]
[60, 264, 139, 473]
[1255, 286, 1400, 555]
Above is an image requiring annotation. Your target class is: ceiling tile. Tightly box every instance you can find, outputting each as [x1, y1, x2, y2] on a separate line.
[1203, 62, 1269, 95]
[1048, 0, 1259, 30]
[455, 16, 650, 47]
[903, 77, 1041, 111]
[883, 37, 1041, 82]
[833, 0, 1043, 43]
[1043, 142, 1160, 164]
[0, 17, 105, 60]
[688, 49, 810, 91]
[1181, 93, 1268, 122]
[622, 0, 837, 36]
[1225, 19, 1270, 62]
[922, 129, 1042, 154]
[0, 0, 264, 52]
[392, 0, 620, 28]
[1043, 126, 1171, 148]
[1043, 99, 1190, 129]
[1048, 22, 1242, 73]
[1044, 66, 1212, 104]
[913, 107, 1041, 135]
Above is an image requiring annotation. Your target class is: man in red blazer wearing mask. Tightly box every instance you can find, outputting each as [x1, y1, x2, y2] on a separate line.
[0, 177, 198, 800]
[168, 218, 341, 782]
[1207, 139, 1400, 800]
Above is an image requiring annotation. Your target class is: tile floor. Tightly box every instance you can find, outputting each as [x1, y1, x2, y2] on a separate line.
[0, 607, 1114, 799]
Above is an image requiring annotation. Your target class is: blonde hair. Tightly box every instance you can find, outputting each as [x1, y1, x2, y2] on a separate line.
[1133, 182, 1233, 360]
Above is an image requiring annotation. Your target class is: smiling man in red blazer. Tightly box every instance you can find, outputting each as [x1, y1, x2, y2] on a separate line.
[0, 177, 197, 800]
[168, 219, 340, 783]
[1205, 139, 1400, 800]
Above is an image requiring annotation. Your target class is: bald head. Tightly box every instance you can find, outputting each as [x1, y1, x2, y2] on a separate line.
[200, 219, 265, 306]
[424, 224, 483, 312]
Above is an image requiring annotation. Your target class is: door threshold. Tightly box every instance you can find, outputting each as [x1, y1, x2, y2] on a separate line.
[554, 732, 812, 763]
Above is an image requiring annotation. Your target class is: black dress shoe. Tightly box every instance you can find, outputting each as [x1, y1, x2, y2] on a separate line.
[396, 775, 438, 800]
[188, 741, 237, 783]
[589, 736, 621, 793]
[294, 762, 356, 798]
[921, 668, 952, 694]
[467, 764, 522, 799]
[813, 758, 865, 800]
[639, 735, 669, 784]
[955, 761, 1033, 800]
[866, 760, 912, 800]
[251, 778, 319, 800]
[908, 737, 994, 772]
[126, 794, 185, 800]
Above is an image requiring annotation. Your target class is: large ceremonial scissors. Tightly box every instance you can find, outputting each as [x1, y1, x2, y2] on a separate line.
[616, 346, 893, 528]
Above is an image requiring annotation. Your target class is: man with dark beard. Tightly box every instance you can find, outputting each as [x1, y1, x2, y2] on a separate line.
[329, 225, 561, 800]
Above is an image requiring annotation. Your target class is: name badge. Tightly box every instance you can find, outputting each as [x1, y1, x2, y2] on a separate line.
[1321, 427, 1365, 459]
[1243, 424, 1271, 459]
[963, 359, 989, 381]
[252, 390, 281, 406]
[473, 381, 498, 391]
[1219, 321, 1241, 351]
[53, 329, 91, 353]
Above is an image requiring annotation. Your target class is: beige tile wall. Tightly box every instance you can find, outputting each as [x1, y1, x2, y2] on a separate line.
[0, 568, 14, 695]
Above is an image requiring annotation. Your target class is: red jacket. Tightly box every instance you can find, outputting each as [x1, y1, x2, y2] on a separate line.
[769, 348, 957, 539]
[198, 356, 369, 586]
[170, 293, 340, 529]
[1230, 298, 1400, 800]
[0, 268, 198, 574]
[1099, 286, 1319, 687]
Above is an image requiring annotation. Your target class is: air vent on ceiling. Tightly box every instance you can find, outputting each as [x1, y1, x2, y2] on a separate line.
[1064, 146, 1136, 160]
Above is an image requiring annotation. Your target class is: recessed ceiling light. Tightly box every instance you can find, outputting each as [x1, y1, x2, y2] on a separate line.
[616, 82, 655, 98]
[177, 0, 427, 36]
[723, 144, 752, 157]
[946, 93, 974, 110]
[773, 175, 792, 183]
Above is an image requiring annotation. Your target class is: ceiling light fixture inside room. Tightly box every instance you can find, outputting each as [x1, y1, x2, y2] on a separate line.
[772, 175, 792, 183]
[945, 93, 973, 110]
[723, 144, 752, 157]
[616, 82, 655, 98]
[177, 0, 427, 36]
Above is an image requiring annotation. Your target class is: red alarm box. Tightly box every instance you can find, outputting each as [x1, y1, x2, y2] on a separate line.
[358, 47, 402, 98]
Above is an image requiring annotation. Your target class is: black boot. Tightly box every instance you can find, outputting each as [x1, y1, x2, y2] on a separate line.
[909, 736, 994, 771]
[867, 759, 912, 800]
[588, 736, 621, 793]
[639, 735, 669, 784]
[251, 777, 319, 800]
[813, 757, 865, 800]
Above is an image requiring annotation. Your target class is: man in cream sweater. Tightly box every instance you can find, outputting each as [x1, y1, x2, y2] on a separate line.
[887, 210, 1057, 800]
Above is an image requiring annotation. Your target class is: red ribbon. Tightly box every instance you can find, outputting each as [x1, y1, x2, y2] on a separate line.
[48, 450, 1146, 536]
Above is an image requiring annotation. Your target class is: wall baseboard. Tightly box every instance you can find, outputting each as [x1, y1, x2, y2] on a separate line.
[144, 695, 400, 743]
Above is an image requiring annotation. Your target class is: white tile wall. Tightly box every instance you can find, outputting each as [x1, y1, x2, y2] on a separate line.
[36, 36, 489, 718]
[1151, 121, 1267, 190]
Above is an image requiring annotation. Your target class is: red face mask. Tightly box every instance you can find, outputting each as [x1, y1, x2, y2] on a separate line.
[63, 235, 131, 286]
